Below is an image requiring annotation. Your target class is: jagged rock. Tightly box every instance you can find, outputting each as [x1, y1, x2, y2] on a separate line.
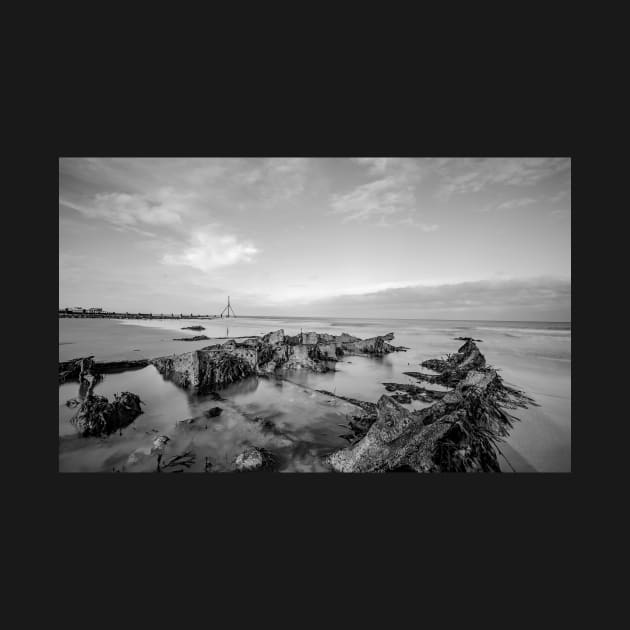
[262, 329, 285, 345]
[151, 330, 404, 392]
[151, 346, 256, 392]
[339, 333, 400, 355]
[335, 333, 361, 343]
[172, 335, 210, 341]
[283, 343, 331, 371]
[59, 356, 94, 383]
[382, 382, 446, 403]
[327, 340, 535, 473]
[233, 447, 276, 472]
[204, 406, 223, 418]
[71, 392, 143, 437]
[403, 339, 489, 388]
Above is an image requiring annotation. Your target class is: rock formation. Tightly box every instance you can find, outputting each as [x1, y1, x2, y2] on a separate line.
[71, 392, 143, 437]
[326, 339, 536, 473]
[152, 344, 256, 391]
[60, 330, 403, 395]
[59, 356, 95, 384]
[151, 330, 404, 393]
[233, 447, 277, 472]
[59, 357, 149, 382]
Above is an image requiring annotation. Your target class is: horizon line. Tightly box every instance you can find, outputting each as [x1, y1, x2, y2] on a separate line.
[59, 309, 570, 324]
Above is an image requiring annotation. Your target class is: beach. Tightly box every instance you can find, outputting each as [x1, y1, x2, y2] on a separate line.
[59, 316, 571, 473]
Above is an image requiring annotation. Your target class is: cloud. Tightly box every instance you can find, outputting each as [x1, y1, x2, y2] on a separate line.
[330, 175, 416, 223]
[256, 158, 310, 201]
[352, 158, 392, 174]
[162, 227, 259, 272]
[548, 189, 570, 204]
[336, 158, 434, 225]
[60, 187, 193, 230]
[433, 158, 570, 199]
[396, 217, 440, 231]
[491, 197, 538, 211]
[550, 209, 570, 219]
[258, 280, 420, 305]
[205, 158, 310, 203]
[293, 277, 571, 320]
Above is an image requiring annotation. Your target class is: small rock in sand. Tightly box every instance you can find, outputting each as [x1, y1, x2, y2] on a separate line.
[233, 447, 276, 472]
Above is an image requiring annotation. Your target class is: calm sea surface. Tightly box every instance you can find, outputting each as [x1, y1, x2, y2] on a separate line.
[59, 316, 571, 473]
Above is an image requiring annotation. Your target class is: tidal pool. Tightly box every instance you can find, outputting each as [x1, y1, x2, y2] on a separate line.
[59, 316, 571, 472]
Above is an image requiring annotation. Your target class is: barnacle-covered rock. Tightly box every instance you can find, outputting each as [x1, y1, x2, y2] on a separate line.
[71, 392, 143, 437]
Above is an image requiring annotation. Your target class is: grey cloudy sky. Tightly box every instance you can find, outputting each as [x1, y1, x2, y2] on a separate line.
[59, 157, 571, 321]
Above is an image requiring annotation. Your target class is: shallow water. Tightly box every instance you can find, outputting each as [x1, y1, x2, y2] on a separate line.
[59, 316, 571, 472]
[59, 367, 358, 473]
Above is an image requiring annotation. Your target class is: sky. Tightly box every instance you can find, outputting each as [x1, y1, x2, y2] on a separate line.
[59, 157, 571, 321]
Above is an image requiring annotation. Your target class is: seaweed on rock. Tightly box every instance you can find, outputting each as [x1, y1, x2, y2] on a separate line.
[71, 392, 143, 437]
[326, 339, 536, 473]
[151, 330, 404, 394]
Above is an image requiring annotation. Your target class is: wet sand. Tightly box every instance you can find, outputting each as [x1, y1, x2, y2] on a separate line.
[59, 316, 571, 472]
[58, 318, 232, 362]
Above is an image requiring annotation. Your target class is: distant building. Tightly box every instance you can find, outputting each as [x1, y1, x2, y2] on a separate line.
[68, 307, 86, 313]
[88, 307, 103, 313]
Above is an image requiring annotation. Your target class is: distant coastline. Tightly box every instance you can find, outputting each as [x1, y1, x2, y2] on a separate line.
[58, 310, 217, 321]
[59, 309, 571, 327]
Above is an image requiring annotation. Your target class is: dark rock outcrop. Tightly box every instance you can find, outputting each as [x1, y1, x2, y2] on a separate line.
[204, 406, 223, 418]
[403, 339, 488, 388]
[152, 329, 402, 393]
[71, 392, 143, 437]
[94, 359, 150, 373]
[382, 382, 446, 403]
[182, 325, 205, 331]
[59, 356, 95, 383]
[152, 345, 256, 392]
[172, 335, 211, 341]
[59, 357, 149, 382]
[326, 340, 535, 473]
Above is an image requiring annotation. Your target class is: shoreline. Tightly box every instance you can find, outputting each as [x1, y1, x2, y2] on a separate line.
[59, 330, 544, 473]
[59, 317, 570, 472]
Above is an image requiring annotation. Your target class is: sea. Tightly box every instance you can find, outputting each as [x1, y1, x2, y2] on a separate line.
[59, 316, 571, 473]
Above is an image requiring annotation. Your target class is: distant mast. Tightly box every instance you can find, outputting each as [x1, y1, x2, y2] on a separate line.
[220, 296, 236, 318]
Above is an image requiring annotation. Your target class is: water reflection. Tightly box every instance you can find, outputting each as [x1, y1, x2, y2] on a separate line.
[59, 316, 571, 472]
[59, 365, 358, 472]
[221, 375, 260, 397]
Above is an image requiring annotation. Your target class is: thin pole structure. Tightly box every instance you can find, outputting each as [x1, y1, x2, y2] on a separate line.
[220, 296, 236, 318]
